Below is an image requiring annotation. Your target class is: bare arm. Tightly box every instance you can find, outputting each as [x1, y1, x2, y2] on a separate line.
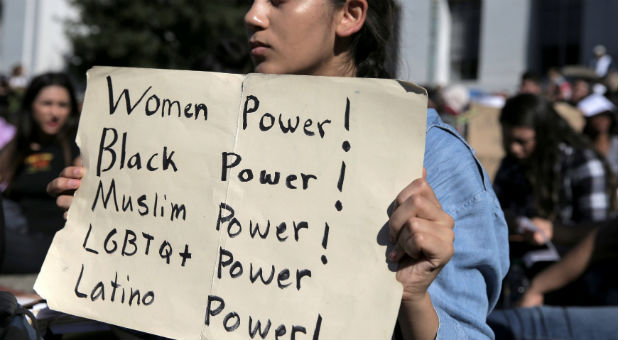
[519, 228, 597, 307]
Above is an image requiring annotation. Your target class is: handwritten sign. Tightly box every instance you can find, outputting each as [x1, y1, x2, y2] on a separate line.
[34, 67, 427, 339]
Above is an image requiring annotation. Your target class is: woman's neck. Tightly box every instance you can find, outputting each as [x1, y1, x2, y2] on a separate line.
[310, 50, 357, 77]
[594, 133, 611, 156]
[36, 128, 56, 146]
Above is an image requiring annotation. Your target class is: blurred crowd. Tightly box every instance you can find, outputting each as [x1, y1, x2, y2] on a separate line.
[428, 45, 617, 339]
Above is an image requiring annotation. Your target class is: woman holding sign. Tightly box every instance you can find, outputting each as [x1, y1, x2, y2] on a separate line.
[48, 0, 509, 339]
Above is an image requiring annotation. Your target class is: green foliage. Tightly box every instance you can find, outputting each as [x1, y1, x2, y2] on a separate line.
[65, 0, 253, 82]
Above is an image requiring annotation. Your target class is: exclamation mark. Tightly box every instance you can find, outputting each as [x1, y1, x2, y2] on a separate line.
[321, 223, 330, 265]
[337, 161, 346, 192]
[335, 98, 351, 211]
[312, 314, 323, 340]
[344, 97, 350, 131]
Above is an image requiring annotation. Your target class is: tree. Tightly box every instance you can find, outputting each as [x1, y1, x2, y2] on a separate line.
[65, 0, 252, 84]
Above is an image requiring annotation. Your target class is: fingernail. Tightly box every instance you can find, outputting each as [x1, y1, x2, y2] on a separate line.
[73, 168, 83, 176]
[68, 179, 80, 188]
[388, 250, 397, 262]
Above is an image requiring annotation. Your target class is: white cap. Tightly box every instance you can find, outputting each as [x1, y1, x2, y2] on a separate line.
[442, 84, 470, 113]
[593, 83, 607, 95]
[577, 94, 616, 117]
[594, 44, 606, 56]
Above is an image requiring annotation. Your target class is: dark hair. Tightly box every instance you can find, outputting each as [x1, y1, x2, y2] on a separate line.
[500, 94, 586, 148]
[332, 0, 396, 79]
[0, 72, 79, 190]
[582, 109, 618, 139]
[500, 93, 617, 217]
[521, 71, 542, 84]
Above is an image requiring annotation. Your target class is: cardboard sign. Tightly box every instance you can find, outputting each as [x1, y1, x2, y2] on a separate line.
[34, 67, 427, 339]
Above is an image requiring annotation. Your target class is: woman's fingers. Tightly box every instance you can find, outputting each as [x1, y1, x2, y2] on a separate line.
[531, 217, 553, 241]
[56, 195, 74, 211]
[389, 180, 452, 244]
[47, 177, 80, 196]
[47, 166, 85, 196]
[395, 176, 441, 210]
[390, 195, 446, 233]
[57, 195, 74, 220]
[61, 166, 85, 179]
[517, 291, 544, 307]
[388, 175, 454, 263]
[389, 217, 454, 262]
[47, 166, 85, 219]
[389, 173, 455, 305]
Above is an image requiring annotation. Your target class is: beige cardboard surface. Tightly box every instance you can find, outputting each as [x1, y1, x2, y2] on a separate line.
[34, 67, 427, 340]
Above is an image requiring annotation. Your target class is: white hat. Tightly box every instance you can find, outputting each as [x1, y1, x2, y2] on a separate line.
[594, 44, 606, 56]
[577, 94, 616, 117]
[442, 84, 470, 113]
[593, 83, 607, 95]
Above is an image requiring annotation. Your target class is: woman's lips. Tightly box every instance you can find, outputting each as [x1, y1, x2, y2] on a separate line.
[46, 120, 60, 130]
[249, 41, 270, 57]
[251, 46, 268, 56]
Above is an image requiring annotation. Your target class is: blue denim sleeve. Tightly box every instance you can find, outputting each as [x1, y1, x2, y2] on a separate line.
[423, 110, 509, 339]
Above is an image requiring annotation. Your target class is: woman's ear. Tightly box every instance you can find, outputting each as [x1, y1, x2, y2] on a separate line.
[335, 0, 368, 38]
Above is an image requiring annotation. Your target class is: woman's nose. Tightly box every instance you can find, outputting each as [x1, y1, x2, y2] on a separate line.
[244, 1, 268, 32]
[509, 142, 522, 157]
[50, 104, 64, 117]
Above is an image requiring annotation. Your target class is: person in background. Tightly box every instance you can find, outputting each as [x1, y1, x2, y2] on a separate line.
[570, 78, 591, 105]
[493, 94, 615, 247]
[518, 216, 617, 308]
[1, 74, 21, 124]
[437, 84, 471, 139]
[546, 67, 572, 102]
[7, 65, 28, 92]
[0, 115, 15, 150]
[578, 94, 618, 177]
[0, 72, 80, 273]
[590, 45, 615, 79]
[46, 1, 509, 339]
[487, 215, 618, 340]
[605, 70, 618, 106]
[0, 74, 10, 117]
[518, 71, 543, 95]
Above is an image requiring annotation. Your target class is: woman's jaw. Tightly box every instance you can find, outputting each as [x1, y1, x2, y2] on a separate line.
[251, 50, 357, 77]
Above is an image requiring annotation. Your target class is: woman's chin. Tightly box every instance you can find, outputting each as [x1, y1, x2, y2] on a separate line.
[254, 62, 287, 75]
[41, 126, 61, 137]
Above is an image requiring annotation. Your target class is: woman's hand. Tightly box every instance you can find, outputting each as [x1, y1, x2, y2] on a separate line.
[517, 288, 544, 307]
[389, 169, 455, 339]
[47, 166, 85, 219]
[529, 217, 553, 245]
[389, 169, 455, 301]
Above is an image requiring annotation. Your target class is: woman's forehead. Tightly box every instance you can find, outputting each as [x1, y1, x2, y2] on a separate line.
[504, 126, 535, 135]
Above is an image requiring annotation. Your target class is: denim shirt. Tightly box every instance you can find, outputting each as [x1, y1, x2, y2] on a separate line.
[424, 109, 509, 339]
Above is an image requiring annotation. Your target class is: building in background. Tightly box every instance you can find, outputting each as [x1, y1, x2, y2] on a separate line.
[1, 0, 616, 93]
[0, 0, 75, 78]
[398, 0, 618, 93]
